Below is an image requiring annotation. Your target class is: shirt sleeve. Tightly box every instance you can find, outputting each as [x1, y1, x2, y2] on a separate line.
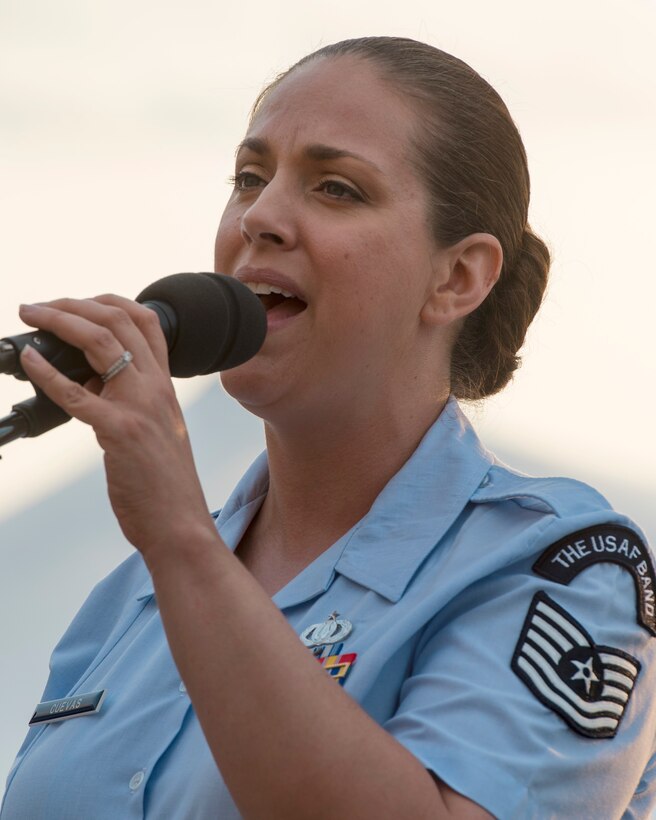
[383, 515, 656, 819]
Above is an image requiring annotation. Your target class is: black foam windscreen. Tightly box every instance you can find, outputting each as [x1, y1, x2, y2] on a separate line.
[136, 272, 267, 377]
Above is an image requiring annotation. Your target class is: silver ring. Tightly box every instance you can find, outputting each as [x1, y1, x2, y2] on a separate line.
[101, 350, 133, 383]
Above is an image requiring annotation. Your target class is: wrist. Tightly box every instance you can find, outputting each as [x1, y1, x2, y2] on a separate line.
[140, 516, 231, 580]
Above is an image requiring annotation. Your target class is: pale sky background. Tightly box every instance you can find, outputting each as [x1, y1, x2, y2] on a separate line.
[0, 0, 655, 791]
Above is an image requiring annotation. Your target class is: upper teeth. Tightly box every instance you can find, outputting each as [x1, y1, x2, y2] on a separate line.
[245, 282, 295, 298]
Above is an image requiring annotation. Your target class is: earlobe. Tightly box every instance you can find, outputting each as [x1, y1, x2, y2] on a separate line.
[420, 233, 502, 327]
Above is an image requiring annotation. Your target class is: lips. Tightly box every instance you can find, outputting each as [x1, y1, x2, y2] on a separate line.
[234, 267, 307, 302]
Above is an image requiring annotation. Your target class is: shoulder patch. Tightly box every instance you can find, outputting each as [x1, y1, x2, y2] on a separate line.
[533, 525, 656, 636]
[512, 591, 640, 739]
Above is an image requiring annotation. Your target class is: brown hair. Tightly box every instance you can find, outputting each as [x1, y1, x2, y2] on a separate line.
[251, 37, 551, 400]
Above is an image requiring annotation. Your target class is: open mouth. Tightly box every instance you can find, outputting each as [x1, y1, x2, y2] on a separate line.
[258, 292, 307, 318]
[245, 283, 308, 321]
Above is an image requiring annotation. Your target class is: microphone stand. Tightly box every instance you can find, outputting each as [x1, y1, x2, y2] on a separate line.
[0, 340, 74, 451]
[0, 393, 71, 450]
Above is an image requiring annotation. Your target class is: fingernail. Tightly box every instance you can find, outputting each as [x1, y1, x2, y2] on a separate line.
[21, 344, 37, 360]
[19, 303, 36, 313]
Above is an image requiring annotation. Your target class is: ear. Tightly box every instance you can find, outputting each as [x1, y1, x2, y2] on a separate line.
[420, 233, 503, 327]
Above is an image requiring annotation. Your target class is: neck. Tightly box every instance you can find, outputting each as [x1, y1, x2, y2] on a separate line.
[253, 388, 450, 561]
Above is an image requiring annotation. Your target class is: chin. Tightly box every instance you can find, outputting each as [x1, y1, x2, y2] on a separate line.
[220, 367, 335, 433]
[219, 365, 280, 420]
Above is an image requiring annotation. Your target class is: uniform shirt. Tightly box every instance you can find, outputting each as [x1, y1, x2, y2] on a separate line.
[2, 398, 656, 819]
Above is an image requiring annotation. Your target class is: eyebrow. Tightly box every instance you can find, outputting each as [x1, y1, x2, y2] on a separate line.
[236, 137, 383, 174]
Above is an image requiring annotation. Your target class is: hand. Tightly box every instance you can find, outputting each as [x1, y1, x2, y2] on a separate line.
[18, 295, 217, 559]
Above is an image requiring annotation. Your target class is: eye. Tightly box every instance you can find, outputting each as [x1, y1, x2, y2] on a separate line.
[228, 171, 266, 191]
[317, 178, 364, 202]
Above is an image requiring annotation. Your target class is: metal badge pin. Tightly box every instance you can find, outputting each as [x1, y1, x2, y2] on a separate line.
[300, 611, 353, 647]
[29, 690, 107, 726]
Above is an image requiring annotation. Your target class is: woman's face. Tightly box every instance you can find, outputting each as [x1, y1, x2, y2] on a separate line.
[215, 56, 450, 427]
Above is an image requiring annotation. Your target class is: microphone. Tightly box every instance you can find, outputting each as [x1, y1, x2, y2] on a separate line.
[0, 272, 267, 381]
[0, 273, 267, 445]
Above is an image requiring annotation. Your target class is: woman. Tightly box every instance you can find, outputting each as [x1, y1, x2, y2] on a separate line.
[2, 37, 655, 819]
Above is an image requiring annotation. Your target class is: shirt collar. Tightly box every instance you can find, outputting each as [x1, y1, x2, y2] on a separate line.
[332, 398, 493, 601]
[212, 397, 493, 605]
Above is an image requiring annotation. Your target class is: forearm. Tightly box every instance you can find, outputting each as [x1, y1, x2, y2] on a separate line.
[145, 528, 476, 820]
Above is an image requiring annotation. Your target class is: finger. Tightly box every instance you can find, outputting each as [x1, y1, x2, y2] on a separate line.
[32, 295, 170, 374]
[18, 302, 137, 380]
[93, 294, 170, 370]
[18, 301, 157, 379]
[20, 344, 109, 427]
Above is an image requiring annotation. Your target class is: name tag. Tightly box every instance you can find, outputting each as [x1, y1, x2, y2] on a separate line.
[29, 690, 106, 726]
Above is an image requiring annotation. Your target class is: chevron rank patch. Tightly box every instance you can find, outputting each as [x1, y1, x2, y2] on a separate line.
[512, 592, 640, 738]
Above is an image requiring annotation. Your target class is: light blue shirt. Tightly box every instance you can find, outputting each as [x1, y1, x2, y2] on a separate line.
[3, 398, 656, 818]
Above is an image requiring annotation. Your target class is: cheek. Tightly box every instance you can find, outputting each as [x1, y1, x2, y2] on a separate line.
[214, 208, 242, 271]
[322, 235, 415, 323]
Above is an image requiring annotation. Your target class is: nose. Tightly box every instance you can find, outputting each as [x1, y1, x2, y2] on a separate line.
[240, 177, 296, 250]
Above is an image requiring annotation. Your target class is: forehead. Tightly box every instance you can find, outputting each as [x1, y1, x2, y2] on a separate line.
[245, 56, 418, 169]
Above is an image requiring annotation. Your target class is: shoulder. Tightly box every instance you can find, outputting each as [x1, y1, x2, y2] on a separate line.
[469, 463, 653, 604]
[9, 552, 152, 765]
[461, 461, 655, 633]
[72, 550, 152, 615]
[466, 461, 651, 574]
[42, 552, 152, 700]
[388, 466, 656, 816]
[471, 460, 613, 518]
[459, 463, 656, 737]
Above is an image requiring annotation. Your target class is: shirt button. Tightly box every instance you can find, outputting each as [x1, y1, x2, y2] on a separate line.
[179, 681, 187, 694]
[129, 771, 145, 791]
